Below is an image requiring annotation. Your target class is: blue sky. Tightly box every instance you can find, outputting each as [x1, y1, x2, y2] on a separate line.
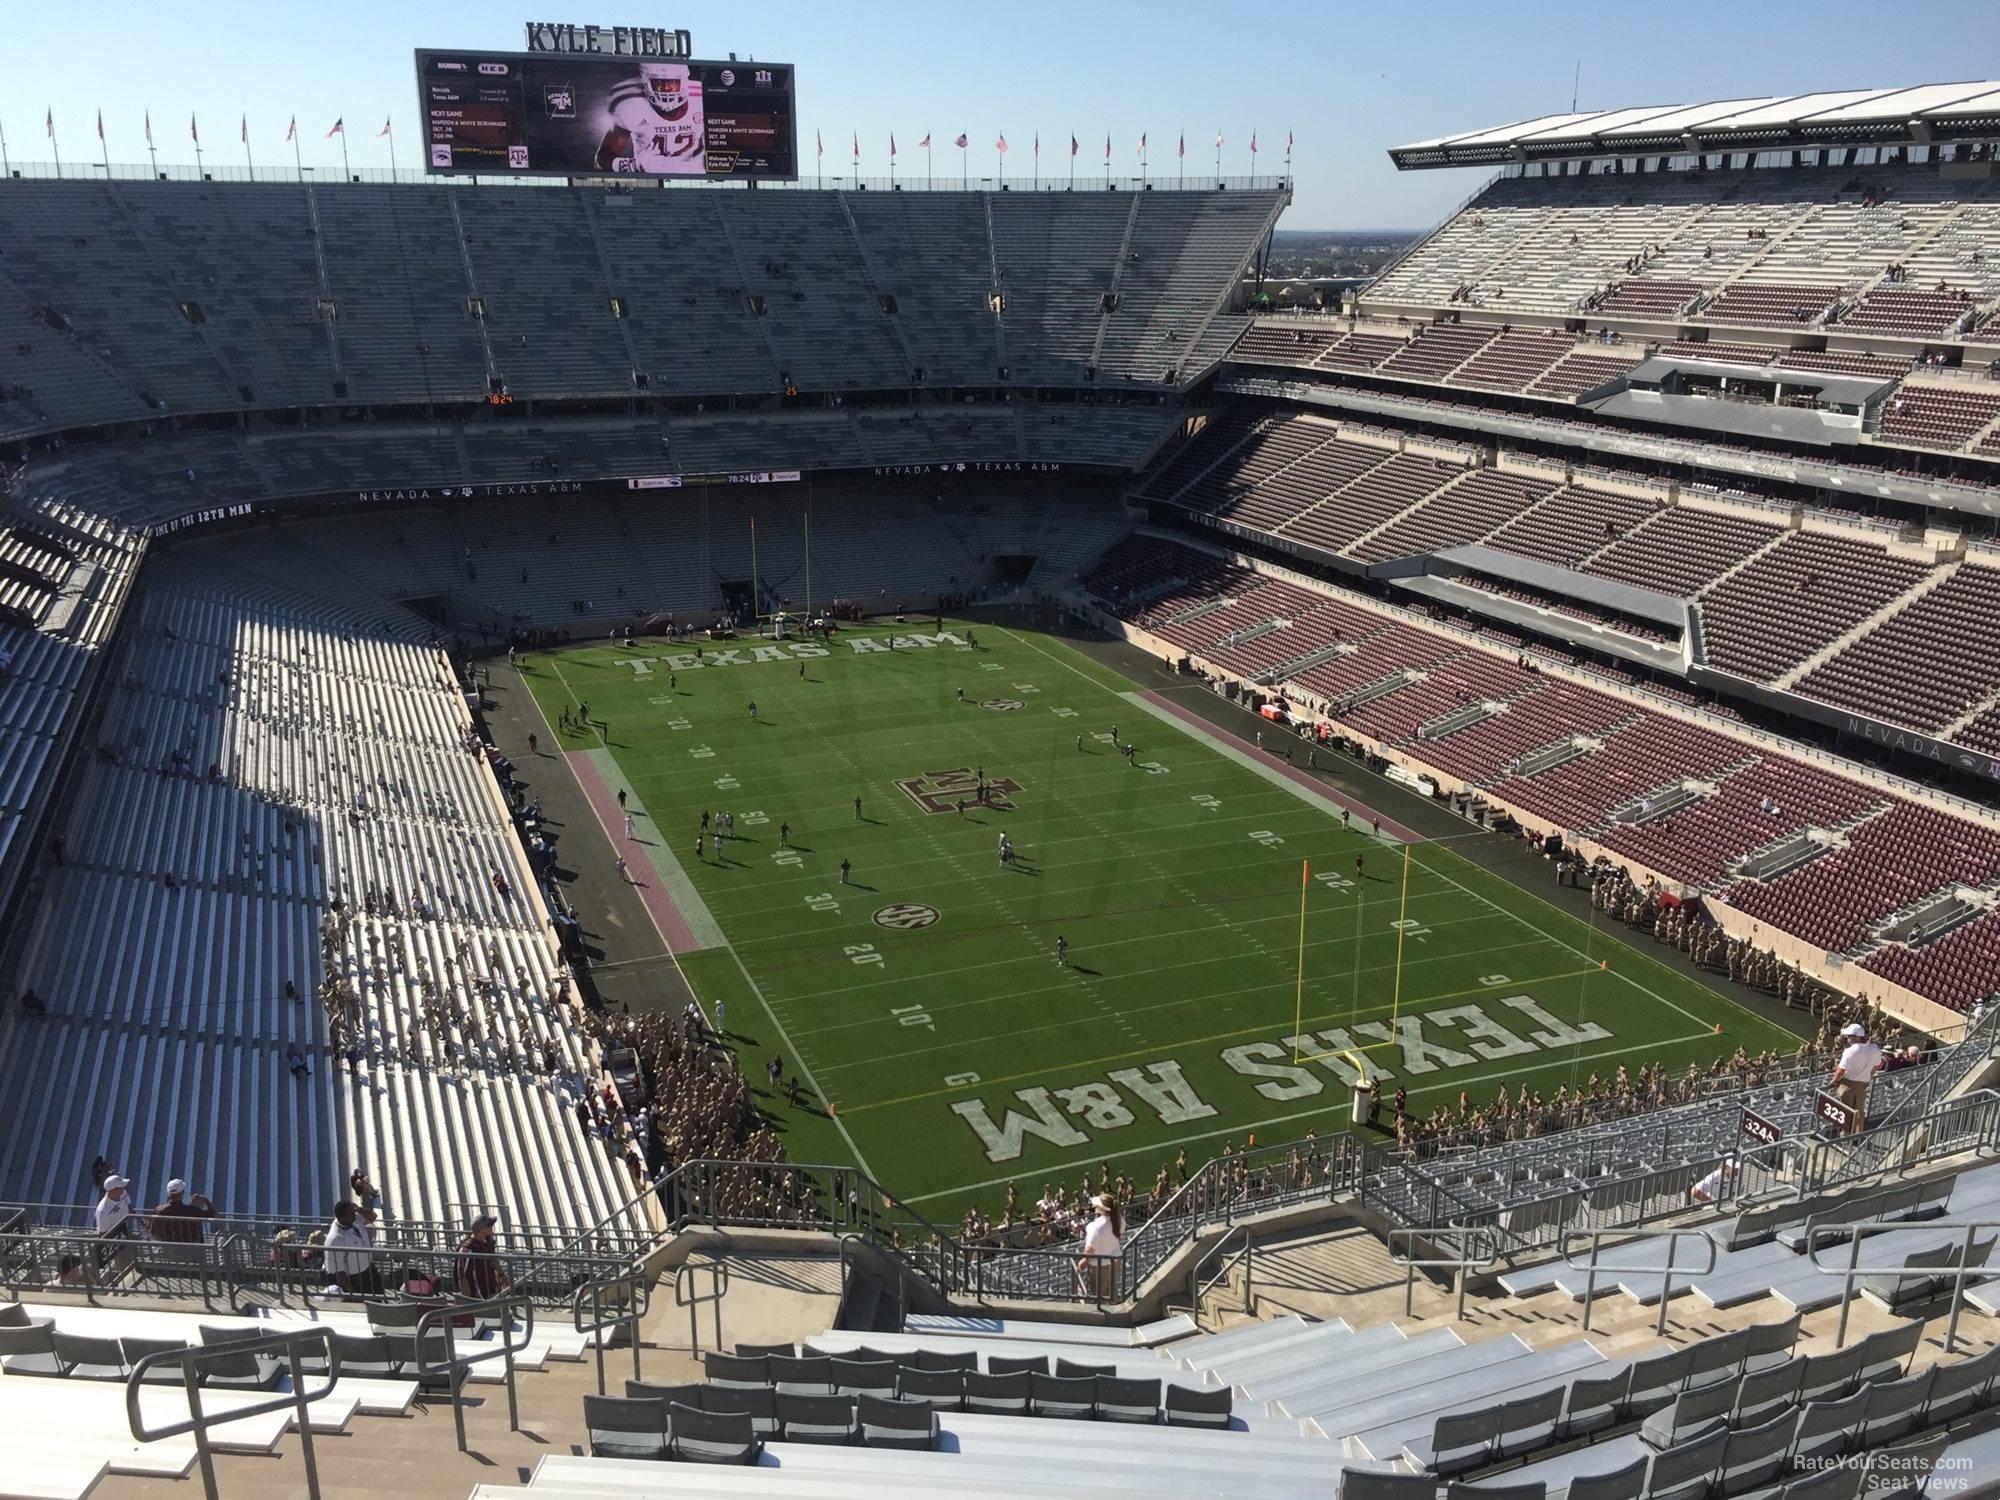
[3, 0, 1998, 229]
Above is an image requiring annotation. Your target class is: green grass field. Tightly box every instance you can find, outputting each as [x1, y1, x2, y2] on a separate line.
[522, 616, 1802, 1223]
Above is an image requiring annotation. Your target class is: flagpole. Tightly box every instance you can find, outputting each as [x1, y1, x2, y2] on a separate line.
[99, 119, 109, 176]
[243, 119, 253, 179]
[1216, 129, 1222, 183]
[290, 122, 303, 182]
[339, 129, 351, 181]
[385, 124, 397, 178]
[192, 119, 204, 179]
[925, 138, 931, 190]
[49, 117, 61, 177]
[0, 118, 10, 178]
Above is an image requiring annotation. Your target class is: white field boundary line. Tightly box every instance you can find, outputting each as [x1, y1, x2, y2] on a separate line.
[904, 1028, 1717, 1204]
[1091, 638, 1791, 1043]
[723, 944, 879, 1183]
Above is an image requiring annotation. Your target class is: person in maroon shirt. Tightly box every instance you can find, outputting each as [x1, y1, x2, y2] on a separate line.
[453, 1216, 511, 1299]
[148, 1180, 216, 1244]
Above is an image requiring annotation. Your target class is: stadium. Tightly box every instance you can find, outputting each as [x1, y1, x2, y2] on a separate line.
[3, 19, 2000, 1497]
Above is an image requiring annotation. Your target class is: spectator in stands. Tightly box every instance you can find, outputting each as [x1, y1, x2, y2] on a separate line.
[348, 1165, 380, 1214]
[454, 1215, 511, 1299]
[323, 1200, 381, 1296]
[1079, 1192, 1123, 1299]
[1689, 1159, 1738, 1205]
[148, 1179, 216, 1243]
[95, 1175, 137, 1238]
[1830, 1022, 1883, 1134]
[47, 1254, 97, 1290]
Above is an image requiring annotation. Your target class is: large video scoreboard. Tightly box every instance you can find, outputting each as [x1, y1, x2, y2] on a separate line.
[415, 49, 797, 180]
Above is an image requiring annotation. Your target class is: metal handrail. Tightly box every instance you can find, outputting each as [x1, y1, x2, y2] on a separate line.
[1387, 1226, 1500, 1322]
[125, 1327, 338, 1500]
[1807, 1217, 1999, 1353]
[1184, 1224, 1254, 1330]
[1561, 1226, 1718, 1337]
[674, 1258, 729, 1354]
[573, 1267, 651, 1396]
[413, 1290, 536, 1451]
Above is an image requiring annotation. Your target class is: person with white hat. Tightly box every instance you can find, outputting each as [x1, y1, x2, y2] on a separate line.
[148, 1179, 216, 1244]
[1078, 1192, 1124, 1301]
[94, 1175, 137, 1238]
[1830, 1022, 1883, 1134]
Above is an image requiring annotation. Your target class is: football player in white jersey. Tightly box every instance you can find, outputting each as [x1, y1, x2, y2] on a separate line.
[595, 61, 704, 174]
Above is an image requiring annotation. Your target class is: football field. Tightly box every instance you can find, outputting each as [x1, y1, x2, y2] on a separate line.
[521, 616, 1803, 1222]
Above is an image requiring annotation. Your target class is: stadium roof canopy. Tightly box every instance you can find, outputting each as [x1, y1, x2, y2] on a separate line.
[1389, 81, 2000, 169]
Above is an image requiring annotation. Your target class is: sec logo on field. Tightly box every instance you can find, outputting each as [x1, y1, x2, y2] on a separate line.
[873, 903, 941, 931]
[981, 698, 1024, 712]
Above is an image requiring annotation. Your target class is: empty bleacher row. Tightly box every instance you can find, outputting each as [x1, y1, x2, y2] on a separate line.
[0, 1293, 631, 1500]
[1085, 532, 2000, 1009]
[524, 1286, 1994, 1499]
[0, 180, 1285, 439]
[1361, 162, 2000, 337]
[7, 402, 1180, 539]
[1137, 414, 2000, 752]
[0, 542, 633, 1228]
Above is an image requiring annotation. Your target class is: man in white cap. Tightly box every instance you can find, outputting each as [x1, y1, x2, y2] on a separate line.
[1830, 1022, 1882, 1134]
[148, 1179, 216, 1245]
[94, 1175, 137, 1238]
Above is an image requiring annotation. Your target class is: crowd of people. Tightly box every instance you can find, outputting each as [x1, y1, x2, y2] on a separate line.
[582, 1003, 805, 1222]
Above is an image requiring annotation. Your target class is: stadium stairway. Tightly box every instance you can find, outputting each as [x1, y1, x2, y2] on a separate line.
[1769, 562, 1964, 693]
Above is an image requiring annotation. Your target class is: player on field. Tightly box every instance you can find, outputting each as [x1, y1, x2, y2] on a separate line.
[749, 701, 757, 722]
[701, 811, 710, 832]
[779, 822, 790, 846]
[616, 855, 630, 882]
[799, 660, 806, 679]
[957, 687, 965, 702]
[617, 788, 628, 809]
[725, 812, 735, 837]
[839, 858, 851, 885]
[1055, 935, 1068, 966]
[1110, 724, 1118, 744]
[695, 835, 704, 862]
[854, 796, 863, 820]
[624, 813, 635, 840]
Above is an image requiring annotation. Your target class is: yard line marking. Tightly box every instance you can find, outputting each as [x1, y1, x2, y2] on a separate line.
[811, 936, 1558, 1068]
[723, 944, 879, 1183]
[838, 966, 1602, 1115]
[902, 1029, 1716, 1204]
[767, 905, 1509, 1007]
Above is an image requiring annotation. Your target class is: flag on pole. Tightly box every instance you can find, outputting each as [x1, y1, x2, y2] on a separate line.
[242, 114, 249, 145]
[326, 117, 343, 138]
[953, 132, 967, 148]
[889, 133, 897, 159]
[815, 129, 822, 157]
[1177, 133, 1184, 159]
[852, 130, 858, 161]
[378, 118, 392, 138]
[45, 108, 53, 138]
[145, 110, 153, 147]
[191, 113, 199, 143]
[1251, 130, 1258, 155]
[996, 134, 1007, 154]
[1137, 131, 1147, 156]
[1104, 133, 1111, 161]
[286, 116, 297, 142]
[1069, 134, 1078, 157]
[918, 132, 930, 148]
[1287, 129, 1294, 152]
[1215, 130, 1225, 148]
[1033, 132, 1038, 159]
[96, 110, 103, 141]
